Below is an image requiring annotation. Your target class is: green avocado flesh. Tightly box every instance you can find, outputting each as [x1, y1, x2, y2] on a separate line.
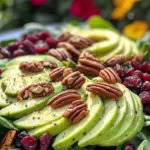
[52, 93, 104, 150]
[0, 82, 63, 118]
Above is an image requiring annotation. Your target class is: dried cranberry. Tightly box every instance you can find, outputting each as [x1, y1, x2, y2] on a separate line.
[131, 61, 141, 70]
[133, 70, 143, 79]
[141, 62, 150, 73]
[139, 91, 150, 104]
[15, 131, 28, 147]
[38, 31, 51, 40]
[127, 68, 134, 76]
[143, 104, 150, 115]
[0, 48, 11, 58]
[114, 64, 126, 79]
[124, 146, 133, 150]
[35, 42, 49, 53]
[0, 69, 2, 75]
[12, 49, 26, 57]
[123, 76, 142, 88]
[21, 136, 37, 150]
[19, 40, 36, 54]
[7, 42, 20, 52]
[40, 133, 52, 150]
[46, 37, 58, 48]
[26, 35, 37, 43]
[141, 81, 150, 91]
[143, 73, 150, 81]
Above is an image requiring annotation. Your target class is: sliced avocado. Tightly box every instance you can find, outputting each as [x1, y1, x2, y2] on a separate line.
[130, 40, 139, 56]
[5, 55, 63, 68]
[0, 82, 63, 118]
[122, 37, 132, 57]
[0, 80, 16, 107]
[99, 84, 137, 146]
[2, 73, 50, 96]
[52, 93, 104, 150]
[14, 104, 70, 129]
[78, 99, 118, 147]
[29, 118, 71, 138]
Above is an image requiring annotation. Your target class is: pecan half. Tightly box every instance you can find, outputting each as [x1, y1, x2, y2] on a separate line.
[62, 71, 85, 89]
[17, 83, 54, 101]
[63, 100, 89, 124]
[57, 32, 73, 42]
[86, 82, 123, 99]
[57, 42, 81, 56]
[0, 130, 16, 150]
[48, 48, 72, 61]
[47, 89, 81, 108]
[49, 67, 73, 82]
[68, 36, 94, 49]
[99, 67, 121, 84]
[77, 52, 105, 76]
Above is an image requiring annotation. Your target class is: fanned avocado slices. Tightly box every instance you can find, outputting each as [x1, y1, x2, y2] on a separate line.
[52, 93, 104, 150]
[0, 82, 63, 118]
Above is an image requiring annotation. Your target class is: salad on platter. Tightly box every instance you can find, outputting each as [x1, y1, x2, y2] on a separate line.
[0, 16, 150, 150]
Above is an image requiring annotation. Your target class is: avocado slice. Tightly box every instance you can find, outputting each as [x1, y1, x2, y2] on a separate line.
[52, 93, 104, 150]
[0, 82, 63, 118]
[2, 73, 50, 96]
[130, 40, 139, 56]
[14, 104, 70, 129]
[29, 118, 71, 138]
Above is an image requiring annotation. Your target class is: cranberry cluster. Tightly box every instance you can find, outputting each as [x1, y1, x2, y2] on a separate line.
[0, 31, 57, 59]
[115, 61, 150, 115]
[15, 131, 52, 150]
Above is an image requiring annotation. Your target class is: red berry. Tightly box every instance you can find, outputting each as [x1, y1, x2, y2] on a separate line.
[139, 91, 150, 104]
[12, 49, 26, 57]
[35, 42, 49, 53]
[127, 68, 135, 76]
[141, 81, 150, 91]
[124, 146, 133, 150]
[123, 76, 142, 88]
[143, 73, 150, 81]
[21, 136, 37, 150]
[133, 70, 143, 79]
[131, 61, 141, 70]
[40, 133, 52, 150]
[46, 37, 58, 48]
[142, 62, 150, 73]
[115, 64, 126, 79]
[38, 31, 51, 40]
[0, 48, 11, 58]
[26, 35, 37, 43]
[7, 42, 20, 52]
[0, 69, 2, 75]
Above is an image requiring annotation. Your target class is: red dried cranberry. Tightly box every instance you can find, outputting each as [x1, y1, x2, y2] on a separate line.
[127, 68, 134, 76]
[139, 91, 150, 104]
[40, 133, 52, 150]
[35, 42, 49, 53]
[143, 104, 150, 115]
[19, 40, 36, 54]
[21, 136, 37, 150]
[114, 64, 126, 79]
[46, 37, 58, 48]
[124, 146, 133, 150]
[133, 70, 143, 79]
[12, 49, 26, 57]
[38, 31, 51, 40]
[26, 35, 37, 43]
[0, 48, 11, 58]
[143, 73, 150, 81]
[123, 76, 142, 88]
[7, 42, 20, 52]
[141, 81, 150, 91]
[131, 61, 141, 70]
[0, 69, 2, 75]
[141, 62, 150, 73]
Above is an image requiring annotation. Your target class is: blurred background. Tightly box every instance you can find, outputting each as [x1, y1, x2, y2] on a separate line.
[0, 0, 150, 40]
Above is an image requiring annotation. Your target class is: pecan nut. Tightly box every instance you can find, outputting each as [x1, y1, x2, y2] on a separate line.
[0, 130, 16, 150]
[86, 82, 123, 99]
[17, 83, 54, 101]
[57, 42, 81, 56]
[47, 89, 81, 108]
[77, 52, 105, 76]
[62, 71, 85, 89]
[99, 67, 121, 84]
[68, 36, 94, 49]
[49, 67, 73, 82]
[63, 100, 89, 124]
[48, 48, 72, 61]
[57, 32, 73, 42]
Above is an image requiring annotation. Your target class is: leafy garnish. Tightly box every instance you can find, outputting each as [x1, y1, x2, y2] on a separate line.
[0, 39, 17, 47]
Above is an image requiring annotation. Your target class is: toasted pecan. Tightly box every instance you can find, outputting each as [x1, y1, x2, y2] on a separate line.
[77, 52, 105, 76]
[99, 67, 121, 84]
[86, 82, 123, 99]
[62, 71, 85, 89]
[57, 32, 73, 42]
[63, 100, 89, 124]
[17, 83, 54, 101]
[0, 130, 16, 150]
[47, 89, 81, 108]
[49, 67, 73, 82]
